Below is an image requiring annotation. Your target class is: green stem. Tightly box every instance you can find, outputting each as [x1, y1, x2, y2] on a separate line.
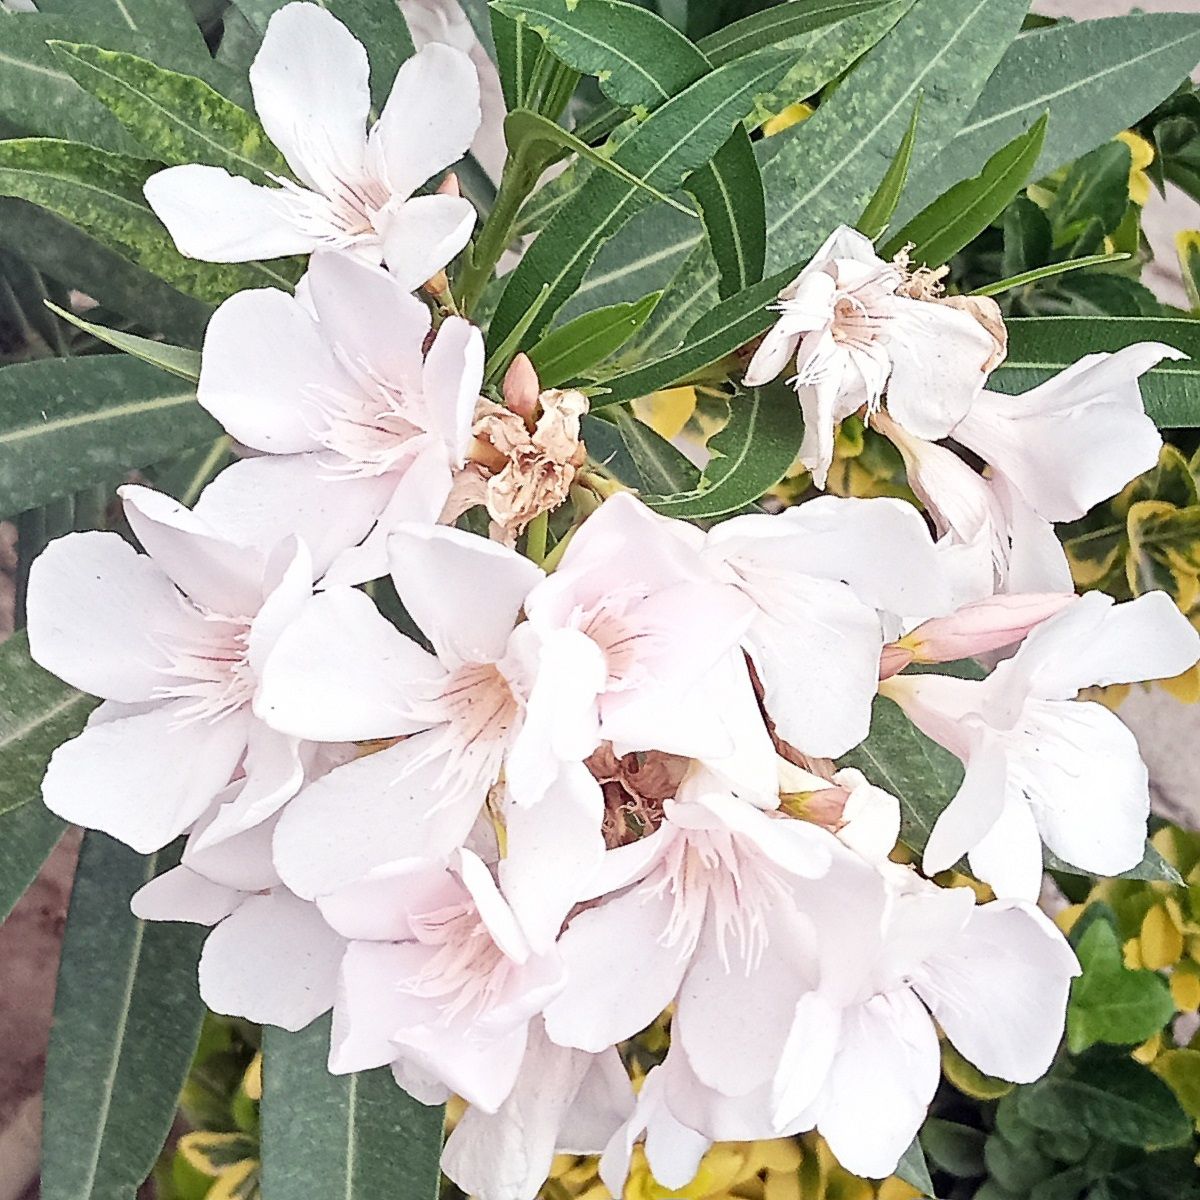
[524, 511, 549, 565]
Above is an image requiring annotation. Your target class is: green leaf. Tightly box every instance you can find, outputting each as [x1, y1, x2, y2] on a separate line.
[36, 0, 211, 62]
[42, 832, 207, 1200]
[0, 355, 218, 518]
[1176, 229, 1200, 314]
[688, 128, 765, 298]
[1067, 919, 1175, 1054]
[0, 794, 66, 925]
[491, 7, 541, 113]
[261, 1014, 445, 1200]
[46, 301, 200, 380]
[608, 406, 702, 495]
[527, 292, 661, 387]
[856, 91, 922, 241]
[640, 382, 803, 519]
[0, 138, 300, 303]
[895, 13, 1200, 224]
[971, 253, 1131, 299]
[921, 1119, 987, 1179]
[881, 113, 1047, 266]
[49, 41, 289, 183]
[993, 316, 1200, 429]
[895, 1137, 935, 1197]
[0, 629, 95, 820]
[1016, 1053, 1192, 1150]
[489, 50, 795, 349]
[1048, 140, 1132, 246]
[234, 0, 414, 111]
[1152, 1049, 1200, 1122]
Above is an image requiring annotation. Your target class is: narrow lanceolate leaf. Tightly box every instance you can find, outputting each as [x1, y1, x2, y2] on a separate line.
[261, 1016, 445, 1200]
[0, 355, 218, 518]
[687, 130, 765, 298]
[609, 406, 701, 495]
[41, 833, 207, 1200]
[49, 42, 289, 184]
[46, 301, 200, 380]
[0, 139, 301, 302]
[895, 1138, 935, 1198]
[971, 253, 1131, 299]
[640, 383, 803, 520]
[489, 50, 794, 349]
[761, 0, 1030, 272]
[894, 13, 1200, 224]
[528, 292, 661, 387]
[856, 91, 922, 241]
[992, 317, 1200, 429]
[881, 112, 1047, 266]
[35, 0, 212, 65]
[0, 631, 94, 821]
[0, 797, 66, 925]
[491, 8, 542, 113]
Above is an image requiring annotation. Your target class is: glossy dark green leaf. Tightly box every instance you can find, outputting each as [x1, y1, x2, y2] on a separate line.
[261, 1014, 445, 1200]
[42, 832, 207, 1200]
[0, 355, 218, 518]
[881, 113, 1047, 266]
[491, 7, 542, 113]
[856, 91, 922, 241]
[0, 139, 300, 302]
[609, 406, 701, 495]
[47, 302, 201, 380]
[640, 382, 802, 519]
[528, 292, 661, 387]
[993, 317, 1200, 429]
[1067, 919, 1175, 1054]
[49, 42, 288, 183]
[688, 129, 765, 298]
[921, 1119, 987, 1179]
[36, 0, 211, 61]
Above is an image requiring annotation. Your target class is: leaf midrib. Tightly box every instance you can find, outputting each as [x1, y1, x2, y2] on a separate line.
[0, 389, 198, 445]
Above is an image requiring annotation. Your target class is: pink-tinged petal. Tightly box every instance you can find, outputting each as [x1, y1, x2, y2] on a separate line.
[184, 793, 282, 892]
[381, 194, 477, 294]
[772, 991, 842, 1130]
[249, 1, 370, 191]
[257, 587, 440, 741]
[247, 538, 315, 675]
[196, 456, 393, 582]
[457, 847, 529, 962]
[119, 485, 267, 615]
[880, 671, 982, 761]
[441, 1026, 601, 1200]
[920, 734, 1009, 877]
[26, 531, 199, 702]
[320, 443, 455, 587]
[903, 593, 1077, 665]
[273, 730, 480, 899]
[742, 321, 799, 387]
[885, 297, 995, 440]
[144, 165, 316, 262]
[420, 312, 484, 463]
[914, 899, 1077, 1083]
[578, 826, 672, 903]
[41, 702, 250, 854]
[199, 889, 345, 1030]
[543, 883, 686, 1052]
[331, 941, 431, 1073]
[198, 288, 346, 454]
[391, 1058, 452, 1106]
[305, 251, 430, 392]
[954, 344, 1184, 522]
[131, 865, 242, 925]
[559, 1048, 636, 1154]
[990, 472, 1074, 595]
[395, 1022, 528, 1115]
[192, 722, 303, 849]
[816, 990, 940, 1180]
[500, 768, 605, 954]
[965, 796, 1045, 902]
[388, 524, 543, 667]
[367, 42, 481, 201]
[318, 861, 461, 941]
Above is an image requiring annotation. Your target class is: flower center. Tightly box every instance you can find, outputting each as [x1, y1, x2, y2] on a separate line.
[404, 899, 512, 1023]
[577, 590, 659, 692]
[155, 611, 255, 725]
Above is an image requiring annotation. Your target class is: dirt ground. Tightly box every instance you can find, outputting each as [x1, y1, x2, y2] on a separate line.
[3, 2, 1200, 1198]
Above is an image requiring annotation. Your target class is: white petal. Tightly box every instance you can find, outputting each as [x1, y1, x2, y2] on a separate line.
[306, 251, 430, 392]
[42, 703, 249, 854]
[743, 319, 801, 387]
[184, 795, 282, 891]
[131, 865, 242, 925]
[257, 587, 441, 741]
[816, 991, 940, 1180]
[885, 297, 995, 439]
[558, 1048, 635, 1154]
[966, 796, 1045, 902]
[367, 42, 481, 201]
[388, 524, 543, 667]
[272, 730, 480, 898]
[119, 485, 267, 615]
[199, 889, 345, 1030]
[331, 941, 429, 1072]
[318, 861, 461, 941]
[921, 733, 1009, 877]
[543, 883, 686, 1052]
[772, 991, 842, 1129]
[381, 194, 477, 294]
[991, 471, 1074, 595]
[249, 1, 370, 191]
[26, 531, 199, 702]
[395, 1020, 529, 1114]
[914, 900, 1077, 1082]
[420, 312, 485, 463]
[954, 344, 1184, 522]
[198, 287, 346, 454]
[144, 166, 316, 262]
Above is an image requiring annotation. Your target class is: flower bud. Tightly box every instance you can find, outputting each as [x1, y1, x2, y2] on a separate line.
[436, 172, 461, 199]
[503, 353, 541, 421]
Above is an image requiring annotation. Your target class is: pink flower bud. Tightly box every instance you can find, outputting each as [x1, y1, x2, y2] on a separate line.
[503, 353, 541, 420]
[437, 172, 461, 199]
[903, 592, 1078, 664]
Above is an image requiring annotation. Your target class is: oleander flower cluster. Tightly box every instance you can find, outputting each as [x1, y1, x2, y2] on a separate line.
[22, 5, 1200, 1199]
